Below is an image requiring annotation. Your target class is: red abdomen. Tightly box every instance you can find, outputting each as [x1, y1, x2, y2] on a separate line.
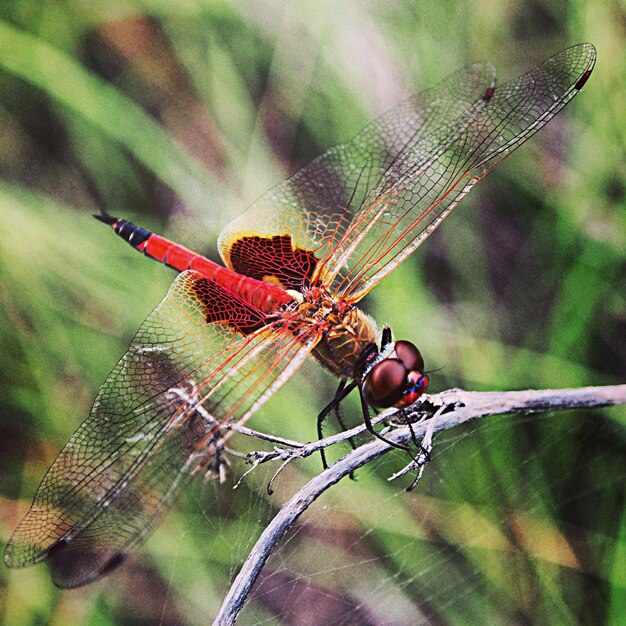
[97, 215, 294, 314]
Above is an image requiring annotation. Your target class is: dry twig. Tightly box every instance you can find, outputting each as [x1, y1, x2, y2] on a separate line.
[214, 384, 626, 626]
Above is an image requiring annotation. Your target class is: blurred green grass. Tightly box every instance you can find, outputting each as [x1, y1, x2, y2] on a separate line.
[0, 1, 624, 625]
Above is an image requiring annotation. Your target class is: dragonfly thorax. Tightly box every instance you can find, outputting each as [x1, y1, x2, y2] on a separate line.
[293, 289, 428, 406]
[295, 288, 379, 379]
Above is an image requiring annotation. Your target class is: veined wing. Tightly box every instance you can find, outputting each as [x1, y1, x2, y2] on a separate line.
[4, 271, 318, 588]
[218, 60, 496, 291]
[329, 43, 596, 299]
[218, 44, 595, 301]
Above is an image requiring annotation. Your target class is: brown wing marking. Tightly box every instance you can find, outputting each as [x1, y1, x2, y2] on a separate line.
[191, 275, 270, 333]
[221, 233, 319, 291]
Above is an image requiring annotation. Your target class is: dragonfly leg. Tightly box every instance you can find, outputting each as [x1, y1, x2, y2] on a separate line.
[360, 388, 440, 487]
[332, 380, 360, 480]
[389, 404, 446, 490]
[403, 409, 431, 463]
[333, 383, 358, 452]
[317, 379, 359, 469]
[359, 390, 411, 454]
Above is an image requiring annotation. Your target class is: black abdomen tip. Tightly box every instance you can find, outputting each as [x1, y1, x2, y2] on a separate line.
[93, 213, 120, 226]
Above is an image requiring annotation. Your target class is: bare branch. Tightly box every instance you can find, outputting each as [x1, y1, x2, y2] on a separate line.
[230, 403, 401, 454]
[213, 384, 626, 625]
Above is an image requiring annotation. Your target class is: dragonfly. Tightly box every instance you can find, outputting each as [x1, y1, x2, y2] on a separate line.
[4, 43, 595, 588]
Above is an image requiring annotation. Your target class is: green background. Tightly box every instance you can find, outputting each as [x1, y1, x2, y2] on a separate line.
[0, 1, 624, 624]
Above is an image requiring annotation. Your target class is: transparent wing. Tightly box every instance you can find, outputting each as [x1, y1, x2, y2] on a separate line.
[218, 60, 496, 290]
[5, 271, 318, 587]
[219, 43, 596, 301]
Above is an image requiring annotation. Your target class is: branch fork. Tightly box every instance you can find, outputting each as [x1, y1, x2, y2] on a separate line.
[214, 384, 626, 626]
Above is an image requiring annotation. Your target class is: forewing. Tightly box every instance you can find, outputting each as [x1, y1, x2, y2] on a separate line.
[218, 61, 497, 290]
[218, 44, 595, 300]
[329, 43, 596, 298]
[5, 271, 317, 587]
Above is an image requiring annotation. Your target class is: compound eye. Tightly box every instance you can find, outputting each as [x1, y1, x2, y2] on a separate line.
[362, 359, 407, 409]
[394, 340, 424, 373]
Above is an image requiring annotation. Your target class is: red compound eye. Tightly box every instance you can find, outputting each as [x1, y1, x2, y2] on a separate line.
[394, 340, 424, 373]
[362, 359, 407, 409]
[362, 340, 428, 409]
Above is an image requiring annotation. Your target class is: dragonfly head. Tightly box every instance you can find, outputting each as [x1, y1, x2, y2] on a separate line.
[361, 338, 428, 409]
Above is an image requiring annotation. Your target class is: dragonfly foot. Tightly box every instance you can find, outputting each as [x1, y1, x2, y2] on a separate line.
[387, 442, 431, 491]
